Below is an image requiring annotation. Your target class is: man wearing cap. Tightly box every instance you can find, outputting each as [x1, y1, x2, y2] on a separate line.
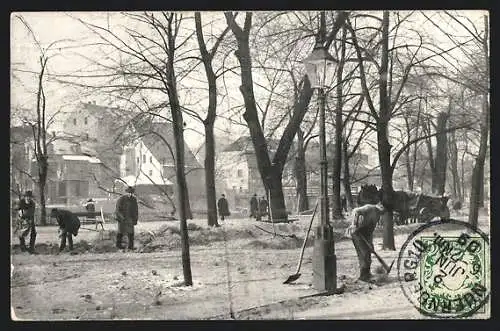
[16, 190, 37, 254]
[50, 208, 81, 252]
[115, 186, 139, 250]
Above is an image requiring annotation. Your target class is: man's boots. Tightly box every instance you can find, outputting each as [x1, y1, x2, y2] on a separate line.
[358, 267, 372, 282]
[19, 237, 27, 252]
[127, 233, 135, 250]
[116, 233, 124, 249]
[28, 232, 37, 255]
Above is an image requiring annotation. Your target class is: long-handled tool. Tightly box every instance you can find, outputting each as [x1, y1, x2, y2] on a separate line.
[358, 233, 395, 274]
[283, 200, 319, 284]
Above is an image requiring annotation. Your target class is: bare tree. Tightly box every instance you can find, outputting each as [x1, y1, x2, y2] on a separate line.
[194, 12, 230, 227]
[224, 11, 347, 221]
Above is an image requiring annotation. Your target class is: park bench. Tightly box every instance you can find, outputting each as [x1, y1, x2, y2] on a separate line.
[72, 207, 106, 231]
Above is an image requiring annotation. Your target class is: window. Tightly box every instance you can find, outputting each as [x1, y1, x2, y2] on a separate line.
[237, 169, 243, 177]
[150, 156, 153, 163]
[136, 157, 140, 164]
[73, 118, 77, 125]
[149, 170, 153, 176]
[142, 154, 146, 163]
[84, 117, 88, 125]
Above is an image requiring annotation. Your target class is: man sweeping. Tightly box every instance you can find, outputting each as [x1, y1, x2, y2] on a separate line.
[345, 203, 385, 282]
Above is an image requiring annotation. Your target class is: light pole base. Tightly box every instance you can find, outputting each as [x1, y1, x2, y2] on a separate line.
[312, 224, 337, 292]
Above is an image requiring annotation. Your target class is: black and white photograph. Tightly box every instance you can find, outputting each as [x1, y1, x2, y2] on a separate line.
[10, 10, 490, 320]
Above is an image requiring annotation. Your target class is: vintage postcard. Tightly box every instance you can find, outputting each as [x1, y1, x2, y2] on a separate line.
[10, 10, 490, 320]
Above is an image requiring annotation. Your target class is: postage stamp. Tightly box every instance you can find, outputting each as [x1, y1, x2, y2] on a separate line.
[397, 219, 490, 318]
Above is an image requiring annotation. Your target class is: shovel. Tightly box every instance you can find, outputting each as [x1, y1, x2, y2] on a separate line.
[283, 200, 319, 284]
[358, 233, 395, 274]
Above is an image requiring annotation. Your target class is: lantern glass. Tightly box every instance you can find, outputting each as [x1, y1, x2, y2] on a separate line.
[303, 46, 337, 89]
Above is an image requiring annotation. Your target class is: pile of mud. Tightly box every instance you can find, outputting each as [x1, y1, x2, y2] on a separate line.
[244, 230, 347, 250]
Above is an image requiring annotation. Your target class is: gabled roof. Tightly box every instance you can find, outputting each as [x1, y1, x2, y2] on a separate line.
[132, 119, 202, 169]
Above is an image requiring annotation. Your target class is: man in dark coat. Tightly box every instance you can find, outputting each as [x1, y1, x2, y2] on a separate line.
[341, 194, 347, 213]
[115, 186, 139, 250]
[259, 196, 269, 217]
[16, 190, 37, 254]
[249, 194, 258, 219]
[217, 194, 230, 221]
[85, 198, 96, 222]
[345, 203, 385, 282]
[50, 208, 81, 252]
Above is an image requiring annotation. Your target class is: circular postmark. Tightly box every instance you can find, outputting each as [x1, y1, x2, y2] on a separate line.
[397, 219, 490, 318]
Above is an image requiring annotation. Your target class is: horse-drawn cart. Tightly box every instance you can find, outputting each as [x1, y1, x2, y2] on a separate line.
[357, 184, 450, 225]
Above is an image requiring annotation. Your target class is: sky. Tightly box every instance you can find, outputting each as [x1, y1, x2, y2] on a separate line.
[10, 10, 488, 153]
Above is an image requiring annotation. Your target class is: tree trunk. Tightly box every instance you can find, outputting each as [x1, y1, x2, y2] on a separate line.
[342, 136, 353, 209]
[468, 15, 489, 228]
[404, 148, 414, 191]
[449, 130, 462, 201]
[433, 111, 448, 195]
[166, 16, 192, 286]
[195, 12, 222, 227]
[379, 11, 396, 251]
[331, 25, 346, 220]
[204, 124, 218, 226]
[294, 128, 309, 212]
[38, 159, 48, 225]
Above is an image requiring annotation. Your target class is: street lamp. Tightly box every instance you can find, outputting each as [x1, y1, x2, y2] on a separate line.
[303, 44, 338, 292]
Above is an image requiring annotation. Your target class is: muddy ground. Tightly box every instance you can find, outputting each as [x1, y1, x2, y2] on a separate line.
[11, 213, 490, 320]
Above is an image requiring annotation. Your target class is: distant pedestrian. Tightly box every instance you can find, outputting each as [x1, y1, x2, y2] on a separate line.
[341, 194, 347, 212]
[259, 196, 269, 217]
[50, 208, 81, 252]
[115, 186, 139, 250]
[250, 194, 258, 218]
[85, 198, 96, 222]
[217, 194, 230, 221]
[16, 190, 37, 254]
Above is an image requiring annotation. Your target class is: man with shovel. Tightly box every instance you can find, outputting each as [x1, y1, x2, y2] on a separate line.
[345, 203, 385, 282]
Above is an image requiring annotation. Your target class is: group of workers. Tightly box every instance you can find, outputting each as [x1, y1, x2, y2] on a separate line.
[15, 186, 385, 282]
[14, 185, 139, 254]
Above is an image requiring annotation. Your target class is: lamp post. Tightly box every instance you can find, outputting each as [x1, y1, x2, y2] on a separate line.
[303, 44, 338, 292]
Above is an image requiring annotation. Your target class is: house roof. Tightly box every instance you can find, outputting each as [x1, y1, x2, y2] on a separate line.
[62, 155, 102, 163]
[49, 138, 98, 156]
[132, 120, 202, 169]
[119, 174, 173, 186]
[223, 135, 281, 153]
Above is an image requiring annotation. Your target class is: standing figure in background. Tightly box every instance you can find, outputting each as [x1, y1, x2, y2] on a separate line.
[50, 208, 81, 252]
[249, 193, 258, 219]
[341, 194, 347, 213]
[85, 198, 96, 223]
[259, 196, 269, 218]
[217, 194, 230, 222]
[16, 190, 37, 254]
[115, 186, 139, 250]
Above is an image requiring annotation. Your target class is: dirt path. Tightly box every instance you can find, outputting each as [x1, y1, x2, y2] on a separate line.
[11, 215, 489, 320]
